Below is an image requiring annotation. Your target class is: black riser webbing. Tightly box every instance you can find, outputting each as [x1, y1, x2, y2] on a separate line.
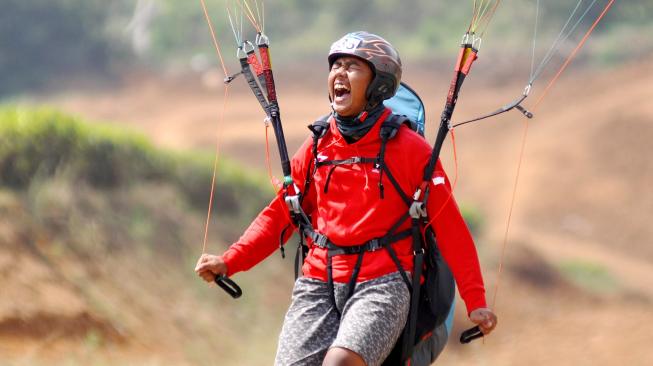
[239, 57, 270, 116]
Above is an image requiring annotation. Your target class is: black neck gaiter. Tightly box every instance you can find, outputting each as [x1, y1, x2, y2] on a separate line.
[334, 103, 386, 143]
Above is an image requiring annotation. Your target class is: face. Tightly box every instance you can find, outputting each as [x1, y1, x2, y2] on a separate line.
[328, 56, 373, 117]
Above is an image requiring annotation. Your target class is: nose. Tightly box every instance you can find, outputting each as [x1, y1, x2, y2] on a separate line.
[332, 64, 347, 78]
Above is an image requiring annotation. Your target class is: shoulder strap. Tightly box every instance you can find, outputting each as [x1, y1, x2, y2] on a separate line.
[376, 113, 417, 200]
[307, 113, 331, 140]
[380, 114, 418, 140]
[297, 113, 332, 208]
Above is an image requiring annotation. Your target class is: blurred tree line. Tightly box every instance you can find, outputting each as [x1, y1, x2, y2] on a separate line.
[1, 0, 651, 97]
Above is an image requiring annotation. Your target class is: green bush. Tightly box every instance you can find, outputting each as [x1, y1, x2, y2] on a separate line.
[0, 107, 171, 187]
[0, 106, 269, 215]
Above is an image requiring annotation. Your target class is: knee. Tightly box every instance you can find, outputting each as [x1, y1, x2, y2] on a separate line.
[322, 347, 367, 366]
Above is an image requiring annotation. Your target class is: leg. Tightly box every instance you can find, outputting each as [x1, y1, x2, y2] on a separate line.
[275, 277, 340, 366]
[322, 347, 367, 366]
[331, 272, 410, 366]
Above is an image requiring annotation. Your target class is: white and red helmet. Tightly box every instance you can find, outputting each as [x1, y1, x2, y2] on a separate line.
[329, 31, 402, 108]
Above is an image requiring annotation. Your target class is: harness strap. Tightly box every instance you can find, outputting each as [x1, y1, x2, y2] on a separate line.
[310, 229, 412, 254]
[316, 156, 377, 167]
[345, 252, 366, 300]
[383, 243, 412, 291]
[318, 228, 412, 318]
[377, 137, 388, 199]
[239, 55, 269, 116]
[381, 162, 412, 206]
[403, 217, 425, 361]
[317, 156, 377, 194]
[294, 233, 306, 279]
[326, 251, 338, 316]
[286, 116, 332, 277]
[323, 166, 337, 194]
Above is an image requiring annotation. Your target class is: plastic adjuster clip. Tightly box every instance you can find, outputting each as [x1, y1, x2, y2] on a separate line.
[367, 239, 383, 252]
[314, 234, 328, 248]
[409, 201, 427, 219]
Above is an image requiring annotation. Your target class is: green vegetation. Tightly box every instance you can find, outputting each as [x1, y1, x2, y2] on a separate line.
[0, 106, 271, 254]
[460, 204, 484, 238]
[2, 0, 651, 96]
[0, 107, 492, 365]
[0, 106, 269, 209]
[0, 0, 130, 95]
[558, 259, 619, 294]
[0, 105, 484, 250]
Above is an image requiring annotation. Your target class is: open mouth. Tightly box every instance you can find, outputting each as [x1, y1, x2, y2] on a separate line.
[334, 84, 351, 99]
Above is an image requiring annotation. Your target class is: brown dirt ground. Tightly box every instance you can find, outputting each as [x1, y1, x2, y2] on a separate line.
[3, 58, 652, 365]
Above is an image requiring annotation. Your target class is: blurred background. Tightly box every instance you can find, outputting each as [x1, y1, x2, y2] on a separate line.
[0, 1, 651, 365]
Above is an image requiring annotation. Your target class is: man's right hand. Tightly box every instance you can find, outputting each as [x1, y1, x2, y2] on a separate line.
[195, 254, 228, 283]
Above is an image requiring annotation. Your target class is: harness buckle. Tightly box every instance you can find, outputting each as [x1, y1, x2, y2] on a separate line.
[367, 239, 383, 252]
[314, 233, 328, 248]
[409, 201, 427, 219]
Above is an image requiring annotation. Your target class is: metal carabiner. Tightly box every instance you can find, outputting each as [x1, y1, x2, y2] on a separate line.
[461, 32, 470, 47]
[471, 34, 482, 51]
[256, 32, 270, 47]
[242, 40, 256, 55]
[237, 46, 247, 60]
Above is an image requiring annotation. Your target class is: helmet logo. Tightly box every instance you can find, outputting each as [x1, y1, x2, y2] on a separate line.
[330, 35, 362, 54]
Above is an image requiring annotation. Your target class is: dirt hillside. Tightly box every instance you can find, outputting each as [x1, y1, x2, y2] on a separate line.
[4, 58, 652, 365]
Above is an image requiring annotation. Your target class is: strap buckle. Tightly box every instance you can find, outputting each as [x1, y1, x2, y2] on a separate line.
[366, 239, 383, 252]
[313, 233, 328, 248]
[409, 201, 427, 219]
[285, 194, 301, 214]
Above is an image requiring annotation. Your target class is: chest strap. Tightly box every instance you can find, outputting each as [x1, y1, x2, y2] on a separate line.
[315, 156, 378, 194]
[315, 156, 377, 167]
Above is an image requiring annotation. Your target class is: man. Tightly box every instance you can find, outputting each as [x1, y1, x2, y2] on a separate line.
[196, 31, 497, 366]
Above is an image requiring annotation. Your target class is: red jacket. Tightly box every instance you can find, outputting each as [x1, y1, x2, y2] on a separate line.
[223, 109, 487, 313]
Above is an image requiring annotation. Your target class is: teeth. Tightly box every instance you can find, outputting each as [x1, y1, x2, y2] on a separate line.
[334, 84, 350, 92]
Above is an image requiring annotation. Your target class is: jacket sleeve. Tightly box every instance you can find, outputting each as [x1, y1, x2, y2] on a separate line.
[426, 159, 487, 314]
[222, 137, 316, 277]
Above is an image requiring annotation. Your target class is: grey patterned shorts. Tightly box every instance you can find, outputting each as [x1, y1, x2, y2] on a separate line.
[274, 272, 410, 366]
